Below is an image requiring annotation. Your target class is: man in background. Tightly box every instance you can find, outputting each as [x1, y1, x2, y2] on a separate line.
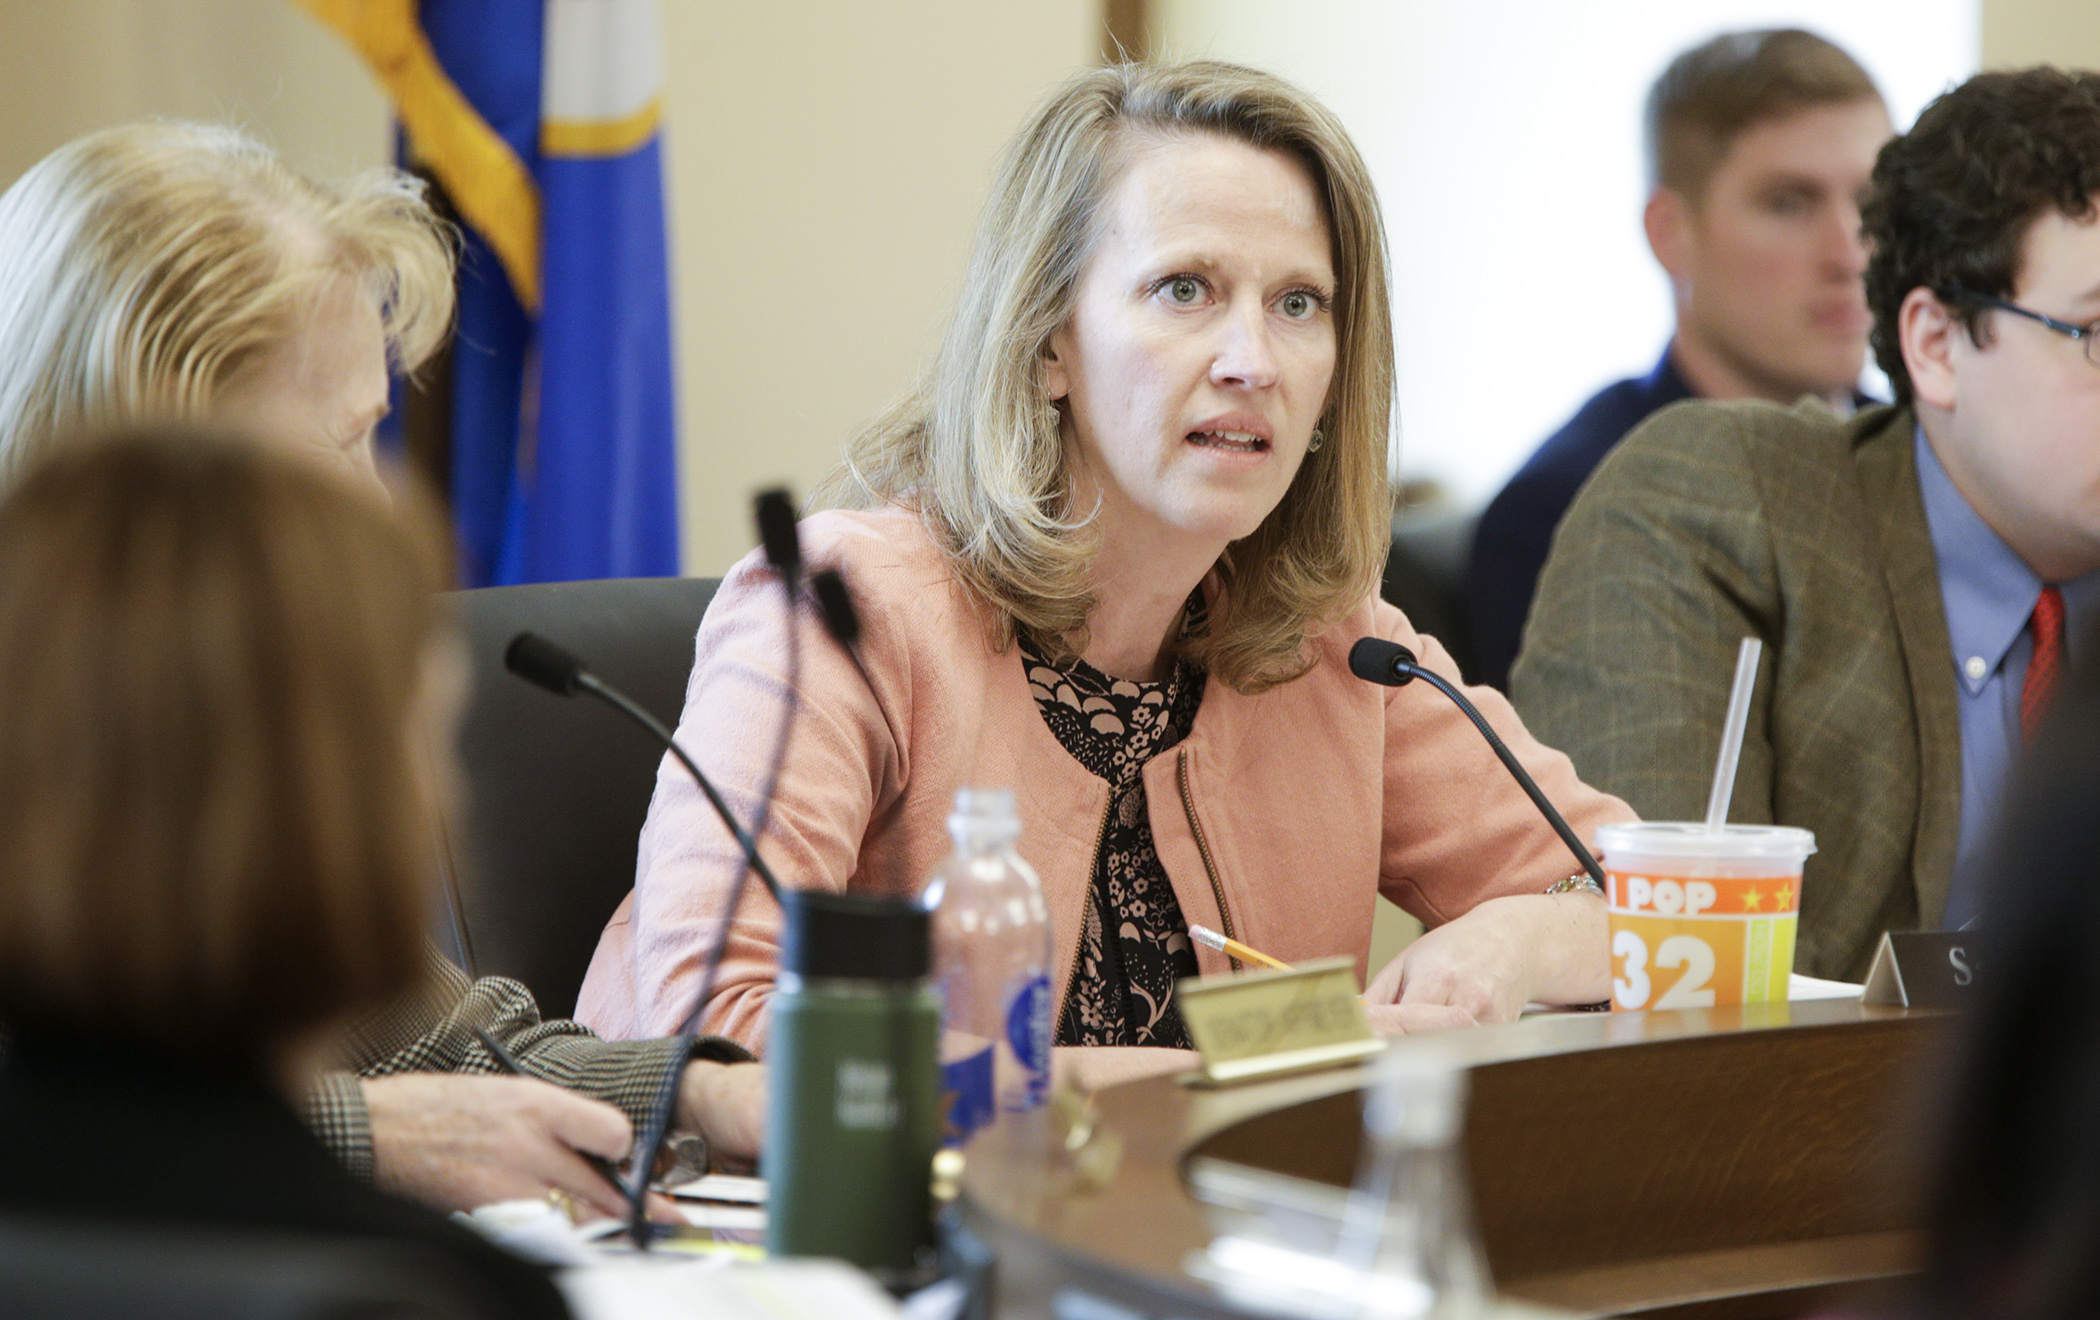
[1467, 29, 1890, 689]
[1513, 67, 2100, 981]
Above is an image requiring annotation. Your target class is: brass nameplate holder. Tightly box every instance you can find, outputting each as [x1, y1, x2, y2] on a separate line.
[1176, 956, 1383, 1088]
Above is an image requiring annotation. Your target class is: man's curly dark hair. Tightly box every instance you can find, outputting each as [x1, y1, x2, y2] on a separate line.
[1864, 68, 2100, 405]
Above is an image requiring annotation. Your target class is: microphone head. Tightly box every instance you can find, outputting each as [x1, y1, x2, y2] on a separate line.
[505, 631, 588, 697]
[753, 488, 802, 586]
[811, 568, 861, 649]
[1348, 636, 1419, 688]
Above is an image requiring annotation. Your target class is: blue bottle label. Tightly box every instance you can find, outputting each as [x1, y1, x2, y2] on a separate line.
[940, 1044, 995, 1146]
[1005, 972, 1052, 1109]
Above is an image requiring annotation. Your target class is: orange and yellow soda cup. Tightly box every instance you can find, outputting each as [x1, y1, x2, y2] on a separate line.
[1597, 822, 1817, 1011]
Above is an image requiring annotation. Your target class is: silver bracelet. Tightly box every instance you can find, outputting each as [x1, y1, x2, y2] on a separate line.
[1544, 873, 1605, 898]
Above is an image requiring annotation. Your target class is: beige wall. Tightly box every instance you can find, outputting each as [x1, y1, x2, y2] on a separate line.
[0, 1, 1097, 576]
[1983, 0, 2100, 67]
[661, 5, 1098, 573]
[0, 0, 389, 186]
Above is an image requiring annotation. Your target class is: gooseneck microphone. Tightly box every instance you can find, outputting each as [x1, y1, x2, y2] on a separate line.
[1348, 637, 1607, 890]
[503, 631, 783, 901]
[506, 489, 803, 1245]
[755, 487, 803, 593]
[809, 568, 860, 649]
[506, 625, 784, 1240]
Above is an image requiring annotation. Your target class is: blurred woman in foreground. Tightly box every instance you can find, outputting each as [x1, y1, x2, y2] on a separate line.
[578, 61, 1634, 1075]
[0, 430, 565, 1317]
[1922, 625, 2100, 1320]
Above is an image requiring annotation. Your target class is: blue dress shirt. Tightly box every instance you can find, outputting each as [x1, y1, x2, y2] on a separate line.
[1916, 428, 2100, 928]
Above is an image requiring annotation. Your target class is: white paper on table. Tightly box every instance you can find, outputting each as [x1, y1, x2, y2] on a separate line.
[678, 1202, 766, 1231]
[1520, 970, 1866, 1016]
[1787, 972, 1865, 1000]
[571, 1203, 765, 1244]
[456, 1198, 601, 1267]
[561, 1257, 902, 1320]
[665, 1173, 767, 1204]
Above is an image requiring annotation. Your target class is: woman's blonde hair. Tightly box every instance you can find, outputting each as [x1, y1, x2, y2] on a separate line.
[0, 121, 455, 482]
[0, 427, 450, 1056]
[819, 61, 1394, 693]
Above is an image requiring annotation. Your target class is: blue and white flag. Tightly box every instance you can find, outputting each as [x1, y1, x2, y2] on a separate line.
[304, 0, 681, 585]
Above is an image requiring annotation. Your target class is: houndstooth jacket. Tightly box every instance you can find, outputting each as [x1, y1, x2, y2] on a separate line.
[304, 948, 748, 1180]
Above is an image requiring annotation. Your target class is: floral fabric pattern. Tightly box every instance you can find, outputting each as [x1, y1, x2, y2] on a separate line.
[1020, 632, 1205, 1048]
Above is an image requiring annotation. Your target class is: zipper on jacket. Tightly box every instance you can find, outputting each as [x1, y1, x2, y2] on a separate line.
[1176, 748, 1241, 972]
[1056, 792, 1119, 1025]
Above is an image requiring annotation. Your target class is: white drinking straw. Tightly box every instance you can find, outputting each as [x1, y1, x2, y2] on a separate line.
[1703, 637, 1764, 833]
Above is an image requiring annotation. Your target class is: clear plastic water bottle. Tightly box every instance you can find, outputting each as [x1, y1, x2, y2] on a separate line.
[921, 787, 1053, 1145]
[1337, 1048, 1490, 1319]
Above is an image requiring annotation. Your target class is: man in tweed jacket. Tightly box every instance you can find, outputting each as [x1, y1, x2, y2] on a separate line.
[305, 953, 756, 1216]
[1515, 68, 2100, 981]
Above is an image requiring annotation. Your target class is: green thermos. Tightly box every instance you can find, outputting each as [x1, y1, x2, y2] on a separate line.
[764, 889, 941, 1282]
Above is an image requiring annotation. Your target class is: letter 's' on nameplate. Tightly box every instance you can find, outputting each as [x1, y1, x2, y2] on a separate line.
[1176, 956, 1382, 1088]
[1860, 931, 1978, 1009]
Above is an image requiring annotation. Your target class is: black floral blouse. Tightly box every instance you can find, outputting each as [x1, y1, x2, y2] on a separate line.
[1020, 631, 1206, 1048]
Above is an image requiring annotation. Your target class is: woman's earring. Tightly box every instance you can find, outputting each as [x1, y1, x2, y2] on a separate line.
[1308, 426, 1326, 453]
[1042, 398, 1062, 435]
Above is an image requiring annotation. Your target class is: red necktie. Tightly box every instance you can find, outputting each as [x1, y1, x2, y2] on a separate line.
[2021, 585, 2066, 744]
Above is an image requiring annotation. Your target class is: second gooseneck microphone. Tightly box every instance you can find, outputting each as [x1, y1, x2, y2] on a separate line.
[504, 627, 770, 1241]
[1348, 637, 1607, 889]
[504, 488, 863, 1246]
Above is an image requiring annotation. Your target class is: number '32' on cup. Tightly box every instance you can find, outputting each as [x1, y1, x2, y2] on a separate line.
[1595, 822, 1816, 1012]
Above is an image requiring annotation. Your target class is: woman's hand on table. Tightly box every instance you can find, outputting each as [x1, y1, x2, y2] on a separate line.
[1361, 1001, 1477, 1035]
[1364, 891, 1610, 1026]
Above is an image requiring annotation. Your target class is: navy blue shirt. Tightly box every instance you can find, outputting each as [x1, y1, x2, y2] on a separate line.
[1467, 348, 1693, 690]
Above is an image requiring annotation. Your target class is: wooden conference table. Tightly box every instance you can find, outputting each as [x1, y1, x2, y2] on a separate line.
[958, 999, 1946, 1320]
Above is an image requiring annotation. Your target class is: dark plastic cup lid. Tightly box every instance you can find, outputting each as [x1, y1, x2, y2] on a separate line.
[779, 889, 929, 981]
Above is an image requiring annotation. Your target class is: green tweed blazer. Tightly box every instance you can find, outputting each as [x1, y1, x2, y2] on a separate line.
[1511, 398, 1961, 982]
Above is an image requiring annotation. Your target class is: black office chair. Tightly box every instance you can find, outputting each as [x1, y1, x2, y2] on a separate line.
[0, 1217, 501, 1318]
[438, 576, 719, 1017]
[1381, 505, 1480, 684]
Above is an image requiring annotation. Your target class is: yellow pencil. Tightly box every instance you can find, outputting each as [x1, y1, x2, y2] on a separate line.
[1189, 923, 1293, 971]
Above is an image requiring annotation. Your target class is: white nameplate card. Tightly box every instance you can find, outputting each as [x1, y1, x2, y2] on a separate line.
[1176, 956, 1382, 1088]
[1860, 930, 1978, 1009]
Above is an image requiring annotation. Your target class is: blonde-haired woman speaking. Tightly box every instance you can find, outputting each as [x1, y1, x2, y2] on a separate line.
[579, 63, 1634, 1075]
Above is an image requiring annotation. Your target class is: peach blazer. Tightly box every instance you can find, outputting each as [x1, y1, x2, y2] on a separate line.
[576, 507, 1634, 1050]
